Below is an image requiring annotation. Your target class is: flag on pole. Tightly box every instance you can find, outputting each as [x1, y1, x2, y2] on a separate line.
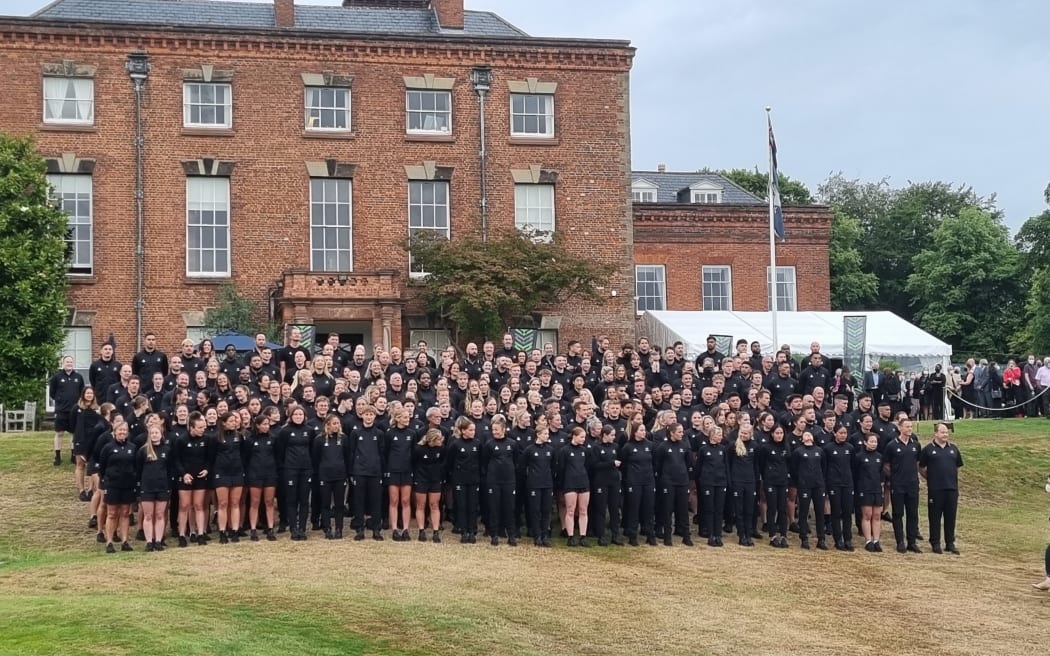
[768, 116, 785, 241]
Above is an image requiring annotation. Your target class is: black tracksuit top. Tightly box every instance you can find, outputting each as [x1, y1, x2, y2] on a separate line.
[245, 431, 277, 479]
[728, 440, 759, 486]
[791, 443, 826, 489]
[175, 434, 214, 478]
[853, 448, 883, 495]
[556, 443, 591, 490]
[412, 443, 446, 486]
[520, 441, 554, 489]
[277, 424, 315, 472]
[349, 426, 384, 478]
[759, 442, 791, 487]
[137, 442, 174, 493]
[448, 437, 481, 485]
[313, 433, 351, 481]
[590, 442, 620, 489]
[382, 427, 416, 474]
[655, 439, 691, 487]
[619, 439, 655, 486]
[482, 437, 518, 486]
[696, 442, 730, 487]
[822, 441, 855, 488]
[99, 439, 138, 488]
[213, 434, 246, 478]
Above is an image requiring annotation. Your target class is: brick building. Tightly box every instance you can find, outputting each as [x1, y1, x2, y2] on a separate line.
[0, 0, 637, 373]
[630, 169, 832, 314]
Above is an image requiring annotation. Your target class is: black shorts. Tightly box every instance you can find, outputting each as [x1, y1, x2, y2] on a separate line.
[414, 481, 442, 494]
[87, 461, 100, 475]
[105, 487, 137, 505]
[212, 473, 245, 488]
[54, 412, 73, 432]
[177, 477, 210, 491]
[139, 490, 170, 502]
[857, 491, 885, 507]
[246, 475, 278, 488]
[563, 487, 589, 494]
[386, 472, 413, 486]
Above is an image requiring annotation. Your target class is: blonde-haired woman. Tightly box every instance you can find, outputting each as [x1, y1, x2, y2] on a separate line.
[729, 425, 759, 547]
[413, 428, 446, 542]
[137, 424, 172, 551]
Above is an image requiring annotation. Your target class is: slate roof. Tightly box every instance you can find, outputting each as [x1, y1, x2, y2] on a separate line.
[630, 171, 765, 205]
[30, 0, 529, 38]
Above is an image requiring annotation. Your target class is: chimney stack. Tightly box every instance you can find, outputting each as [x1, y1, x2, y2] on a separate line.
[431, 0, 464, 30]
[275, 0, 295, 28]
[657, 163, 666, 173]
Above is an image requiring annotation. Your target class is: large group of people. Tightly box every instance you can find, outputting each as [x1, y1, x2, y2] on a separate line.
[43, 330, 982, 561]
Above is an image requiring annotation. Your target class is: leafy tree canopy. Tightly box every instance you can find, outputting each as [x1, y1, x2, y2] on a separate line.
[721, 167, 813, 205]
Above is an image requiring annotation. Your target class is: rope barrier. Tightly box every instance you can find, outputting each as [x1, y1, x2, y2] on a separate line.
[945, 386, 1050, 413]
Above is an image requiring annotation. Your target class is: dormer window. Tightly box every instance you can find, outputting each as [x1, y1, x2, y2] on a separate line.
[632, 179, 658, 203]
[689, 181, 723, 204]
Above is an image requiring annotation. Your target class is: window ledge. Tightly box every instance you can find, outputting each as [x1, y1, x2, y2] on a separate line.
[508, 136, 560, 146]
[181, 127, 236, 137]
[184, 277, 230, 285]
[302, 130, 356, 140]
[405, 133, 454, 143]
[68, 274, 96, 284]
[39, 123, 97, 133]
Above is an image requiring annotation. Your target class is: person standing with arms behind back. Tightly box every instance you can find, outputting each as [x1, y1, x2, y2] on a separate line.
[919, 422, 963, 554]
[883, 419, 922, 554]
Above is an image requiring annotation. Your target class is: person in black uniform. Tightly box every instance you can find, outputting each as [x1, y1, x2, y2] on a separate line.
[349, 405, 385, 541]
[313, 414, 350, 539]
[556, 426, 591, 547]
[791, 431, 828, 550]
[483, 415, 520, 546]
[89, 343, 122, 406]
[212, 412, 247, 544]
[696, 426, 730, 547]
[413, 428, 446, 543]
[759, 424, 791, 548]
[823, 424, 856, 551]
[655, 423, 693, 547]
[854, 433, 885, 552]
[50, 355, 85, 466]
[72, 387, 101, 502]
[245, 414, 279, 541]
[883, 418, 922, 553]
[449, 415, 482, 543]
[277, 406, 315, 541]
[521, 426, 555, 547]
[590, 425, 623, 546]
[136, 424, 173, 552]
[729, 425, 758, 547]
[174, 412, 214, 546]
[98, 421, 137, 553]
[919, 422, 963, 554]
[132, 332, 169, 383]
[383, 407, 416, 541]
[620, 420, 657, 546]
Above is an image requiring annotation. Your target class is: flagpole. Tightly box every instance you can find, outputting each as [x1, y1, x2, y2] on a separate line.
[766, 106, 779, 351]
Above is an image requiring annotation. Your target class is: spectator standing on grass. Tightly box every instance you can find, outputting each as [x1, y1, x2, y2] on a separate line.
[928, 364, 947, 421]
[919, 422, 962, 555]
[1021, 355, 1040, 417]
[973, 359, 990, 418]
[1035, 358, 1050, 419]
[960, 360, 976, 419]
[1002, 360, 1023, 417]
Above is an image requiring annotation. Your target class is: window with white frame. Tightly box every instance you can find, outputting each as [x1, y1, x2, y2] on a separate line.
[43, 77, 94, 125]
[310, 178, 352, 272]
[635, 265, 666, 313]
[305, 86, 350, 131]
[514, 184, 555, 237]
[692, 191, 721, 203]
[46, 326, 92, 412]
[406, 90, 451, 134]
[767, 266, 797, 311]
[407, 181, 450, 276]
[702, 265, 732, 311]
[510, 94, 554, 137]
[47, 174, 93, 274]
[186, 178, 231, 277]
[183, 82, 232, 128]
[632, 180, 658, 203]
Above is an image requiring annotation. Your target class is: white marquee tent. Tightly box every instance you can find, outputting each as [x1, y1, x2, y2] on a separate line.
[637, 310, 952, 373]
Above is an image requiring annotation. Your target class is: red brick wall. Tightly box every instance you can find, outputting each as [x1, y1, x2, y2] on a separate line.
[0, 20, 636, 355]
[633, 204, 832, 312]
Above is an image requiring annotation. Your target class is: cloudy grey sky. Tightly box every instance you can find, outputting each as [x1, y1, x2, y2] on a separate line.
[8, 0, 1049, 229]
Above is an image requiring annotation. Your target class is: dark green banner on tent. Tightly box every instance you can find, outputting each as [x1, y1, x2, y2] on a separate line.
[842, 316, 867, 377]
[713, 335, 734, 358]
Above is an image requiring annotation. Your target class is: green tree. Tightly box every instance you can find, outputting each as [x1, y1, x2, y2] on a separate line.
[0, 134, 70, 406]
[907, 207, 1021, 353]
[1014, 266, 1050, 354]
[407, 229, 614, 343]
[204, 283, 280, 340]
[828, 209, 878, 309]
[721, 167, 813, 204]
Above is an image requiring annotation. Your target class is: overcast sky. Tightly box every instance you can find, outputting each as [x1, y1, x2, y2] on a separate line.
[8, 0, 1049, 229]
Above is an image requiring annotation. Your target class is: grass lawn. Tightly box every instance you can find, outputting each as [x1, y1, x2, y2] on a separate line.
[1, 420, 1049, 655]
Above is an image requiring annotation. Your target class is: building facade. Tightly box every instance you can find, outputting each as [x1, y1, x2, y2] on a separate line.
[630, 169, 832, 314]
[0, 0, 637, 367]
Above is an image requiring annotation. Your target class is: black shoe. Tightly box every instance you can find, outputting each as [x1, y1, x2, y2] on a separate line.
[598, 537, 610, 547]
[250, 529, 259, 542]
[219, 531, 229, 545]
[154, 541, 165, 551]
[355, 530, 366, 541]
[738, 536, 747, 546]
[508, 537, 518, 547]
[578, 537, 590, 548]
[816, 540, 828, 551]
[432, 531, 441, 543]
[896, 543, 906, 553]
[646, 535, 658, 546]
[770, 537, 780, 547]
[468, 534, 477, 544]
[373, 531, 384, 541]
[666, 535, 675, 546]
[835, 540, 846, 551]
[266, 529, 277, 541]
[88, 516, 97, 529]
[707, 538, 718, 547]
[865, 542, 875, 552]
[801, 538, 811, 550]
[611, 537, 624, 546]
[683, 536, 694, 547]
[931, 544, 943, 554]
[873, 541, 884, 552]
[229, 531, 239, 543]
[566, 536, 577, 547]
[105, 543, 116, 553]
[844, 542, 855, 552]
[629, 536, 640, 547]
[752, 531, 763, 539]
[460, 533, 469, 544]
[335, 529, 344, 539]
[788, 522, 800, 533]
[189, 533, 198, 544]
[947, 544, 959, 554]
[78, 490, 90, 502]
[491, 535, 500, 546]
[178, 535, 188, 548]
[418, 530, 427, 542]
[324, 530, 334, 540]
[881, 512, 892, 522]
[916, 532, 924, 541]
[54, 454, 62, 467]
[96, 532, 105, 543]
[119, 541, 132, 552]
[907, 543, 922, 554]
[145, 542, 154, 552]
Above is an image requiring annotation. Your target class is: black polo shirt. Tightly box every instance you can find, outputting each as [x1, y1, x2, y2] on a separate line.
[919, 441, 963, 491]
[883, 435, 921, 492]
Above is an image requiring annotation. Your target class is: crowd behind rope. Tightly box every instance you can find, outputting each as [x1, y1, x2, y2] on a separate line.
[52, 330, 1036, 558]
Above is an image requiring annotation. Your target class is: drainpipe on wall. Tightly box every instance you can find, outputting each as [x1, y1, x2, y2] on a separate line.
[126, 51, 151, 351]
[470, 65, 493, 242]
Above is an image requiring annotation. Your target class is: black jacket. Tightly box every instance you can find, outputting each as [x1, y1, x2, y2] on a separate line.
[312, 433, 351, 481]
[448, 437, 481, 485]
[520, 441, 554, 489]
[99, 439, 137, 489]
[136, 442, 174, 493]
[49, 370, 85, 413]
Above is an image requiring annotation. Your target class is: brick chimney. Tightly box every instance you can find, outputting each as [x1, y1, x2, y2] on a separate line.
[657, 163, 666, 173]
[275, 0, 295, 28]
[431, 0, 463, 30]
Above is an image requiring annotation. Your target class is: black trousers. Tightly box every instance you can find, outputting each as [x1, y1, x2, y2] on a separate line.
[590, 483, 621, 541]
[828, 485, 853, 544]
[659, 483, 690, 539]
[310, 478, 322, 526]
[891, 487, 920, 545]
[454, 484, 479, 535]
[765, 485, 788, 535]
[732, 482, 756, 538]
[319, 479, 347, 532]
[699, 485, 727, 539]
[623, 482, 655, 538]
[928, 488, 958, 547]
[352, 475, 382, 532]
[284, 469, 312, 533]
[526, 487, 553, 539]
[797, 486, 826, 539]
[487, 484, 517, 538]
